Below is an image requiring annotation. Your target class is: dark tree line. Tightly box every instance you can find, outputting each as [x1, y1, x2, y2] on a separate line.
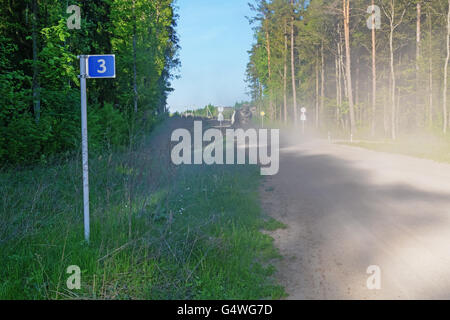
[0, 0, 179, 164]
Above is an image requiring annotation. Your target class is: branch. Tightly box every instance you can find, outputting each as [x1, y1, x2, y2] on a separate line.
[393, 9, 407, 30]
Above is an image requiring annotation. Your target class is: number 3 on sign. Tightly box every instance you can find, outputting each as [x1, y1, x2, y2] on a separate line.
[86, 55, 116, 78]
[97, 59, 106, 73]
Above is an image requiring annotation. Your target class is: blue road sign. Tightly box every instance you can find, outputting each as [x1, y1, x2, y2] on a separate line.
[86, 55, 116, 78]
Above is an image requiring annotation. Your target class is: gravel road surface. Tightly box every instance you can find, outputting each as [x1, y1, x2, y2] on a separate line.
[261, 131, 450, 299]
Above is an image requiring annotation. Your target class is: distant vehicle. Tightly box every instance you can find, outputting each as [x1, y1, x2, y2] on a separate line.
[232, 104, 254, 128]
[183, 111, 195, 118]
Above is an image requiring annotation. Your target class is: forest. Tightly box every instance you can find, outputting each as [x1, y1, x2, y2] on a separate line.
[0, 0, 179, 165]
[246, 0, 450, 139]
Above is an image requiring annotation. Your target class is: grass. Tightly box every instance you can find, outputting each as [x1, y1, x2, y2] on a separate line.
[0, 119, 286, 300]
[339, 132, 450, 164]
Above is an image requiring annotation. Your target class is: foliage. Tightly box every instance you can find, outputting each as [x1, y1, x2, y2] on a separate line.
[247, 0, 450, 137]
[0, 0, 179, 165]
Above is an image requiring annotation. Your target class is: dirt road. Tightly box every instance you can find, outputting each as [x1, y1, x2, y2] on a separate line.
[261, 130, 450, 299]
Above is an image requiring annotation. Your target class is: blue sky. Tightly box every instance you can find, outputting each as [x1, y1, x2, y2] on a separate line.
[167, 0, 254, 113]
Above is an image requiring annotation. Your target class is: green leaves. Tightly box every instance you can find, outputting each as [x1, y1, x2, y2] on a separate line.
[0, 0, 179, 165]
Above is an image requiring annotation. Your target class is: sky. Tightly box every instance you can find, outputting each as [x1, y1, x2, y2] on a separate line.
[167, 0, 254, 113]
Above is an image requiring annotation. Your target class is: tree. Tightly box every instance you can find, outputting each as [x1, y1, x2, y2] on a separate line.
[343, 0, 356, 135]
[0, 0, 179, 164]
[290, 0, 298, 125]
[31, 0, 40, 123]
[246, 0, 450, 138]
[382, 0, 406, 140]
[370, 0, 377, 136]
[444, 0, 450, 133]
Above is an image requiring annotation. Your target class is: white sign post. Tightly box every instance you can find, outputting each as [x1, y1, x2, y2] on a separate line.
[78, 54, 116, 243]
[300, 107, 307, 134]
[218, 107, 224, 127]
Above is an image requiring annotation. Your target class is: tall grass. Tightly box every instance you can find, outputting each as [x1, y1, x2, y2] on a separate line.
[0, 119, 285, 299]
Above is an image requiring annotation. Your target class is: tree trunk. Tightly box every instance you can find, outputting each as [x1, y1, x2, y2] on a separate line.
[338, 26, 347, 100]
[316, 53, 319, 128]
[265, 26, 274, 119]
[383, 65, 389, 137]
[320, 40, 325, 129]
[335, 55, 340, 125]
[428, 7, 433, 126]
[444, 0, 450, 134]
[384, 0, 405, 139]
[356, 55, 360, 120]
[133, 0, 138, 114]
[32, 0, 40, 123]
[259, 82, 263, 116]
[396, 87, 400, 132]
[283, 21, 288, 124]
[343, 0, 356, 134]
[290, 0, 298, 125]
[371, 0, 377, 136]
[416, 2, 421, 126]
[389, 19, 397, 139]
[337, 34, 344, 127]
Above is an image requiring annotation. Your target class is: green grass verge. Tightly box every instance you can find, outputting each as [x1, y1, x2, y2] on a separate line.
[339, 134, 450, 164]
[0, 121, 286, 300]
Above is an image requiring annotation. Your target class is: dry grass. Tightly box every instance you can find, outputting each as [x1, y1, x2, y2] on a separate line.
[0, 117, 285, 300]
